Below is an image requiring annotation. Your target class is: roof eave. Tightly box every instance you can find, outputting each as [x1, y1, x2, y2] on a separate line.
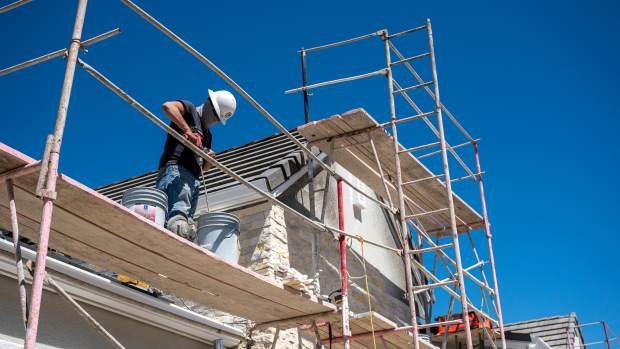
[0, 238, 244, 346]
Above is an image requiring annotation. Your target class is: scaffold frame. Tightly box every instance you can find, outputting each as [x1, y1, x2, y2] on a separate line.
[288, 20, 507, 349]
[0, 1, 510, 348]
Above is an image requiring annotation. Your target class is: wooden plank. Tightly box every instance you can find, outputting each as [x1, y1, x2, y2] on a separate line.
[0, 183, 291, 320]
[315, 312, 439, 349]
[337, 120, 446, 222]
[0, 142, 335, 324]
[340, 109, 478, 231]
[0, 143, 31, 172]
[298, 109, 484, 235]
[301, 112, 447, 229]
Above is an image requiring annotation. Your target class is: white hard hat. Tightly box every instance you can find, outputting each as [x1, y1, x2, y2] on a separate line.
[208, 89, 236, 125]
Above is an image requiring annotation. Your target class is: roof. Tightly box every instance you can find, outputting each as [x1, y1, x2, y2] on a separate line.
[505, 314, 585, 349]
[97, 130, 308, 205]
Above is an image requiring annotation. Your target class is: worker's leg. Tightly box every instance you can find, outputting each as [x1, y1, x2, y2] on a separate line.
[186, 173, 201, 238]
[187, 170, 201, 218]
[155, 163, 199, 241]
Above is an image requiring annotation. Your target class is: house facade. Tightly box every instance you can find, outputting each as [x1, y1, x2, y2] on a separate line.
[97, 129, 424, 347]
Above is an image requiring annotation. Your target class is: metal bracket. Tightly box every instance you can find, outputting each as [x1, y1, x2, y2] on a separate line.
[38, 189, 57, 201]
[35, 135, 54, 197]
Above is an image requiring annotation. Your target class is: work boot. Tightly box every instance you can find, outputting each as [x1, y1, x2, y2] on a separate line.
[166, 215, 196, 242]
[187, 217, 198, 243]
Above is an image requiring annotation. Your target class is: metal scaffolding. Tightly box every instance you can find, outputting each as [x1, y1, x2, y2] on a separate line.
[286, 21, 506, 349]
[573, 321, 619, 349]
[0, 1, 508, 348]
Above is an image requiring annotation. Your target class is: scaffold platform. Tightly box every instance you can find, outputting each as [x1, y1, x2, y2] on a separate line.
[298, 108, 484, 235]
[0, 143, 336, 325]
[316, 312, 438, 349]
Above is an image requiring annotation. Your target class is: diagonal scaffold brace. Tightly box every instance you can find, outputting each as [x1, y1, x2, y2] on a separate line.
[23, 260, 127, 349]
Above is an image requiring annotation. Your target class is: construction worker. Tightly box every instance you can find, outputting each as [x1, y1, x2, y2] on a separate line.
[156, 90, 237, 242]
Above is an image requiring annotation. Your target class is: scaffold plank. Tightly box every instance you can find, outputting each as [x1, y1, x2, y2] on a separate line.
[316, 312, 439, 349]
[298, 108, 483, 235]
[0, 142, 335, 324]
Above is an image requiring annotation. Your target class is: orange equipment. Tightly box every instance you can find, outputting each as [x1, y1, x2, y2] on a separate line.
[435, 312, 493, 336]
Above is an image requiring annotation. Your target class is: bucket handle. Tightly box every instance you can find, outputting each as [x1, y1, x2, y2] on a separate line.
[208, 225, 239, 252]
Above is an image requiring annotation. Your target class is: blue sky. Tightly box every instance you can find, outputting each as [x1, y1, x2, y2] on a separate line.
[1, 0, 619, 342]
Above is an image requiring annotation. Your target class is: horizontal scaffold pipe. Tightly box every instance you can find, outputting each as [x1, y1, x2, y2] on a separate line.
[390, 52, 431, 66]
[0, 28, 121, 77]
[414, 227, 494, 295]
[391, 78, 477, 180]
[387, 24, 427, 39]
[409, 257, 498, 326]
[0, 0, 32, 14]
[301, 30, 382, 53]
[77, 59, 401, 256]
[417, 139, 478, 159]
[389, 42, 475, 143]
[285, 69, 387, 94]
[119, 0, 392, 213]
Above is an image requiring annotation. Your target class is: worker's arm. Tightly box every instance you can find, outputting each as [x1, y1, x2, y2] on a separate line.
[203, 149, 216, 171]
[162, 101, 201, 146]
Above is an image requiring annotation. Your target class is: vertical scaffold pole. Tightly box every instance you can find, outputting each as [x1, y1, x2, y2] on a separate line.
[6, 179, 28, 330]
[473, 142, 506, 349]
[337, 179, 351, 349]
[426, 18, 474, 349]
[301, 47, 321, 293]
[301, 49, 310, 124]
[382, 29, 421, 349]
[603, 321, 612, 349]
[24, 0, 88, 347]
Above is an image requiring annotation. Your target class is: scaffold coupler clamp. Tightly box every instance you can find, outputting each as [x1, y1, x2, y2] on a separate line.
[38, 189, 57, 201]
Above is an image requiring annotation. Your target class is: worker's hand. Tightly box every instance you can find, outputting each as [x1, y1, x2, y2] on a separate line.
[203, 149, 216, 171]
[183, 130, 203, 147]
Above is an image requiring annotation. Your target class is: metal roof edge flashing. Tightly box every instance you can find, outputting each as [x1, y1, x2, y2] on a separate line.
[0, 238, 244, 346]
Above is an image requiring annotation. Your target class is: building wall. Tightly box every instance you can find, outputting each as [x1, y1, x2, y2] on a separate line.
[202, 162, 416, 348]
[217, 162, 413, 329]
[95, 156, 418, 347]
[232, 203, 315, 348]
[0, 275, 211, 349]
[280, 164, 412, 325]
[207, 170, 414, 347]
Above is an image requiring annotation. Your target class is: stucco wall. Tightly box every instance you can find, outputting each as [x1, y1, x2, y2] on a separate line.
[177, 162, 420, 346]
[279, 164, 412, 326]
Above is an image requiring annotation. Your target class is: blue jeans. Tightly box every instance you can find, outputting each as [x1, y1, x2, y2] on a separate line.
[156, 164, 200, 220]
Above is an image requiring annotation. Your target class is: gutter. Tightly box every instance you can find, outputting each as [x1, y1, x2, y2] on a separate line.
[0, 238, 244, 347]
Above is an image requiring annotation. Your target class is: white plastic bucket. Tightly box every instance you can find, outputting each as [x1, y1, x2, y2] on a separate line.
[197, 212, 241, 264]
[121, 187, 168, 227]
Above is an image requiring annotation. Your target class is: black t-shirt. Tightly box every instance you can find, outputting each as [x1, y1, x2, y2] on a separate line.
[158, 100, 212, 177]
